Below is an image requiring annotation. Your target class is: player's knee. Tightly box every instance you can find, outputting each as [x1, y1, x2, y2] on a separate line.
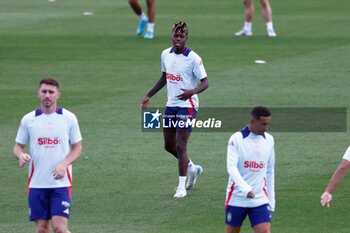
[260, 0, 269, 7]
[36, 223, 50, 233]
[146, 0, 154, 7]
[52, 225, 67, 233]
[37, 229, 50, 233]
[164, 144, 174, 153]
[243, 0, 252, 7]
[128, 0, 136, 5]
[175, 143, 186, 155]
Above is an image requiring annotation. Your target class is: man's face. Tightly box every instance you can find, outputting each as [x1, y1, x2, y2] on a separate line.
[250, 116, 271, 135]
[37, 84, 60, 108]
[171, 31, 188, 52]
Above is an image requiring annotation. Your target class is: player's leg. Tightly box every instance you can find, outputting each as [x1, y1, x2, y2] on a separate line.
[226, 225, 241, 233]
[51, 216, 69, 233]
[176, 107, 202, 190]
[163, 128, 178, 158]
[144, 0, 155, 39]
[50, 187, 71, 233]
[260, 0, 272, 23]
[244, 0, 254, 22]
[235, 0, 254, 36]
[175, 129, 191, 176]
[252, 222, 271, 233]
[260, 0, 276, 37]
[128, 0, 142, 15]
[226, 205, 248, 233]
[29, 188, 51, 233]
[146, 0, 155, 23]
[35, 220, 50, 233]
[173, 129, 191, 197]
[128, 0, 148, 35]
[248, 204, 272, 233]
[163, 107, 178, 158]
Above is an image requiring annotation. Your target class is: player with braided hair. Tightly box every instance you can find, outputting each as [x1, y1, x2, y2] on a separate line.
[140, 21, 209, 198]
[172, 21, 188, 35]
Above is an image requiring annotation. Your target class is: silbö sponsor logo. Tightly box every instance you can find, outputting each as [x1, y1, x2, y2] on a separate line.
[244, 161, 265, 172]
[38, 137, 61, 145]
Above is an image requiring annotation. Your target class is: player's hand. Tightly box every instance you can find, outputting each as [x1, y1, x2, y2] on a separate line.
[321, 191, 332, 207]
[140, 96, 151, 110]
[177, 89, 194, 101]
[247, 190, 255, 198]
[19, 153, 31, 167]
[53, 160, 69, 180]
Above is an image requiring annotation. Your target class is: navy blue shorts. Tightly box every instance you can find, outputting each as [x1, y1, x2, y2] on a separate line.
[163, 107, 197, 131]
[28, 187, 71, 221]
[225, 204, 271, 227]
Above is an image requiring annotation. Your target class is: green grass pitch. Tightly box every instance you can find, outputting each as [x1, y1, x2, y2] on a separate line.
[1, 0, 350, 232]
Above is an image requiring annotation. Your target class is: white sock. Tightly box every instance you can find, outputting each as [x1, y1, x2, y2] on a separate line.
[179, 176, 186, 189]
[266, 22, 274, 31]
[188, 160, 195, 173]
[147, 23, 154, 32]
[138, 12, 146, 21]
[244, 21, 252, 31]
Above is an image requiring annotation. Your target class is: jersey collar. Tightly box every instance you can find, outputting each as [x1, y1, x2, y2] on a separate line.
[240, 126, 266, 139]
[35, 107, 62, 116]
[169, 47, 192, 57]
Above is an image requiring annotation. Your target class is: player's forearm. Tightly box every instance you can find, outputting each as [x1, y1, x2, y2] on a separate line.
[228, 167, 252, 194]
[325, 162, 349, 193]
[13, 143, 25, 160]
[64, 141, 82, 165]
[146, 73, 167, 98]
[192, 77, 209, 95]
[227, 156, 251, 194]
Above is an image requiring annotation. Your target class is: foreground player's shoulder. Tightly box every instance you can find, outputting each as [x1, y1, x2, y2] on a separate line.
[162, 47, 173, 55]
[60, 108, 78, 120]
[161, 47, 173, 61]
[25, 109, 37, 119]
[264, 132, 275, 143]
[188, 49, 205, 68]
[20, 109, 37, 125]
[187, 49, 201, 60]
[228, 131, 243, 144]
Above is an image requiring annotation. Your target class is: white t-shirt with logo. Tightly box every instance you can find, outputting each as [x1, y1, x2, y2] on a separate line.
[225, 126, 275, 211]
[161, 47, 207, 109]
[15, 108, 82, 188]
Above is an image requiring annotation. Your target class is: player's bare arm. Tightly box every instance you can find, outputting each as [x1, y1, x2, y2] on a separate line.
[53, 141, 82, 180]
[321, 159, 350, 207]
[13, 143, 31, 167]
[176, 77, 209, 101]
[140, 72, 167, 109]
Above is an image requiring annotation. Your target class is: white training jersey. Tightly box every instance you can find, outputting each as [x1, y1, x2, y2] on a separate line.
[225, 126, 275, 211]
[343, 146, 350, 161]
[15, 107, 82, 188]
[161, 47, 207, 109]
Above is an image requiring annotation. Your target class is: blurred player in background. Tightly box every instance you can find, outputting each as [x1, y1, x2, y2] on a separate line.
[128, 0, 155, 39]
[225, 106, 275, 233]
[13, 78, 82, 233]
[140, 21, 209, 198]
[321, 147, 350, 207]
[235, 0, 277, 37]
